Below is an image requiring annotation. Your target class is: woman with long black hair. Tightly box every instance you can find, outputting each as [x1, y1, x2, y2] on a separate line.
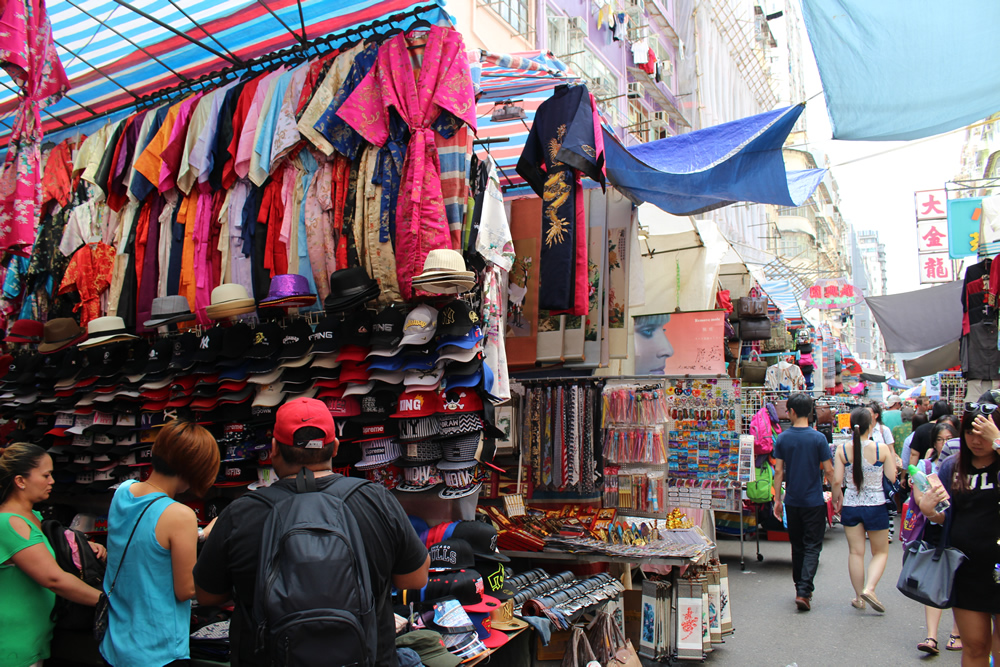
[833, 407, 896, 612]
[917, 399, 1000, 666]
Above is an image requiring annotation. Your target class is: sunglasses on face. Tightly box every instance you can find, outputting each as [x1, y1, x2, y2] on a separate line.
[965, 402, 1000, 415]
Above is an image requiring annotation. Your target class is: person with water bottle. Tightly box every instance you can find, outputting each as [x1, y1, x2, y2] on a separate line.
[916, 394, 1000, 667]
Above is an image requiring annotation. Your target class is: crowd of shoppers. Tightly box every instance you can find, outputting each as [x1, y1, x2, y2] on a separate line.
[1, 398, 428, 667]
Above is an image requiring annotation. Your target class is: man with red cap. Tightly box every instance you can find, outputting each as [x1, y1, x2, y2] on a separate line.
[193, 397, 429, 666]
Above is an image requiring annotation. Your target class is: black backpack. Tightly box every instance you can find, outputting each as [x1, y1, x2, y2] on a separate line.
[41, 519, 106, 630]
[250, 469, 377, 667]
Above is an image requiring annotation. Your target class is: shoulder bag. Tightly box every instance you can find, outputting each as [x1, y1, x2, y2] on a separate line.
[895, 503, 966, 609]
[94, 496, 169, 642]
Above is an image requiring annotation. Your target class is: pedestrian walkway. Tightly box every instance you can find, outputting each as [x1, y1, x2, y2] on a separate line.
[710, 524, 963, 666]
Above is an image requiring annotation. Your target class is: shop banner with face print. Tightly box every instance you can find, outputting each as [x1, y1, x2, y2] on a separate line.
[633, 310, 725, 376]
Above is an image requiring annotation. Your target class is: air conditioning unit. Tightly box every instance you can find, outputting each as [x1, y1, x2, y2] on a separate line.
[567, 16, 586, 32]
[627, 82, 642, 96]
[627, 0, 645, 13]
[652, 111, 667, 125]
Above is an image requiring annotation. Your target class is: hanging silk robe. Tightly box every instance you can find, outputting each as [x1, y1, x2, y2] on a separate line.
[516, 84, 605, 316]
[0, 0, 70, 255]
[337, 26, 477, 300]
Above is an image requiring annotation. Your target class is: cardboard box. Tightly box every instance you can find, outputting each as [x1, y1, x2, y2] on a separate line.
[536, 629, 572, 661]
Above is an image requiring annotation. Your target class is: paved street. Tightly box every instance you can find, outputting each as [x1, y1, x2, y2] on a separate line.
[706, 524, 964, 667]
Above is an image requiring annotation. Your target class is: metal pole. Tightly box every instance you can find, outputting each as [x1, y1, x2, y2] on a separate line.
[53, 39, 141, 99]
[110, 0, 240, 65]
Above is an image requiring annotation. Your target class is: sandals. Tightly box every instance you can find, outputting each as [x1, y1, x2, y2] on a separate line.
[860, 590, 885, 613]
[946, 634, 962, 651]
[918, 638, 939, 655]
[850, 598, 866, 610]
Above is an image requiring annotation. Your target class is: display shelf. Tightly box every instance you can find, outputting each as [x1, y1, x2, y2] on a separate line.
[501, 549, 709, 567]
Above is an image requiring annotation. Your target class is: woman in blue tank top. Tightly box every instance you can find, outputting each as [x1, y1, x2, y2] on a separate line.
[101, 420, 219, 667]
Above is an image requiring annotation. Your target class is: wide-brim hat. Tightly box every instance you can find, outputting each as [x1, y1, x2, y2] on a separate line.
[413, 277, 477, 296]
[324, 267, 380, 313]
[38, 318, 87, 354]
[143, 295, 196, 328]
[413, 249, 471, 283]
[79, 317, 137, 348]
[206, 284, 257, 320]
[259, 274, 316, 308]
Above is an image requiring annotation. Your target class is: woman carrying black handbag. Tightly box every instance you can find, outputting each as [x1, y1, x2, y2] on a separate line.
[916, 397, 1000, 667]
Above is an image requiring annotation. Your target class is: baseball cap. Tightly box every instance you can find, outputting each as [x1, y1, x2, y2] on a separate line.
[395, 630, 461, 667]
[438, 388, 484, 414]
[437, 302, 480, 338]
[273, 397, 336, 448]
[370, 305, 405, 348]
[436, 326, 484, 351]
[279, 319, 314, 360]
[432, 598, 475, 634]
[392, 390, 442, 419]
[474, 559, 515, 601]
[450, 521, 508, 562]
[886, 395, 901, 406]
[466, 611, 510, 650]
[400, 304, 439, 346]
[167, 333, 199, 371]
[247, 323, 282, 359]
[310, 315, 342, 354]
[341, 311, 373, 347]
[220, 323, 253, 360]
[398, 416, 442, 442]
[419, 570, 501, 612]
[429, 538, 476, 572]
[354, 390, 398, 424]
[193, 326, 225, 363]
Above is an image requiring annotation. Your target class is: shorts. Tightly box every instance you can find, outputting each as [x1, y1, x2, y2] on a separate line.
[840, 504, 889, 531]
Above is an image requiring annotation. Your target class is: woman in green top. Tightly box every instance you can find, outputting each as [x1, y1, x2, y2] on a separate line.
[0, 443, 104, 667]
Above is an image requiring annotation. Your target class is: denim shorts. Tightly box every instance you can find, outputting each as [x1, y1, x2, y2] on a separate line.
[840, 504, 890, 531]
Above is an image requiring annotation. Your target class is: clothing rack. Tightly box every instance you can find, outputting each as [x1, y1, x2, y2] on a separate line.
[45, 3, 444, 136]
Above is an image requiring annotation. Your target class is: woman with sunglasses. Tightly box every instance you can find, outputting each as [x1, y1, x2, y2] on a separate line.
[917, 399, 1000, 666]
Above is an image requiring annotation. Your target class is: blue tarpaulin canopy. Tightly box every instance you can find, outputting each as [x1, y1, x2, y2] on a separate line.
[603, 104, 826, 215]
[801, 0, 1000, 141]
[760, 280, 804, 323]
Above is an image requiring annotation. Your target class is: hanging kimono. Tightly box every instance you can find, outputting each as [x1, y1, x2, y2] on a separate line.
[516, 84, 605, 316]
[337, 26, 477, 300]
[0, 0, 70, 255]
[57, 241, 115, 327]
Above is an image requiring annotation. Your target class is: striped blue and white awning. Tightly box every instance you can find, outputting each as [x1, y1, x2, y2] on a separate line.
[760, 280, 803, 322]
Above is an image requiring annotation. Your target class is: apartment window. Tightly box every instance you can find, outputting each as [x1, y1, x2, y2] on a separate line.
[628, 100, 650, 143]
[483, 0, 531, 36]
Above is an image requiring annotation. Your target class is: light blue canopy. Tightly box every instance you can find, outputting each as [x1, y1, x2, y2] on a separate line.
[801, 0, 1000, 140]
[603, 104, 826, 215]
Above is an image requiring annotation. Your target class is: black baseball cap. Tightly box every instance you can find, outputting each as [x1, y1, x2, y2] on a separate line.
[341, 310, 373, 347]
[429, 538, 476, 572]
[437, 302, 481, 338]
[121, 339, 151, 376]
[247, 323, 282, 359]
[279, 319, 314, 360]
[167, 333, 199, 371]
[352, 390, 398, 424]
[371, 305, 405, 348]
[449, 521, 508, 562]
[310, 315, 342, 354]
[144, 339, 174, 375]
[220, 323, 253, 360]
[474, 559, 516, 600]
[194, 326, 225, 363]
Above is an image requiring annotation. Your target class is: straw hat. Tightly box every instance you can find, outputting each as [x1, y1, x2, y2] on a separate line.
[78, 316, 137, 348]
[206, 284, 257, 320]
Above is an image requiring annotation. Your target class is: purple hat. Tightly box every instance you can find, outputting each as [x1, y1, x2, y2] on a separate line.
[259, 274, 317, 308]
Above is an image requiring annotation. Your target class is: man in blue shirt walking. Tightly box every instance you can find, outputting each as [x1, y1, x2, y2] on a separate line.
[772, 393, 843, 611]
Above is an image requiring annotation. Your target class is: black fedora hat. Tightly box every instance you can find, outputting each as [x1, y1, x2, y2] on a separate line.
[324, 268, 380, 313]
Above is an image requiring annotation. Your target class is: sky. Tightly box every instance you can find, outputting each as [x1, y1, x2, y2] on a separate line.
[794, 31, 967, 297]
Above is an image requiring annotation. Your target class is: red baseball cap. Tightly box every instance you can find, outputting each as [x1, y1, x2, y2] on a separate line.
[274, 397, 336, 448]
[391, 390, 442, 418]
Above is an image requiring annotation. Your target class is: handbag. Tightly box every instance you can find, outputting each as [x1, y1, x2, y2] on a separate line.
[739, 317, 771, 341]
[94, 497, 169, 642]
[587, 611, 642, 667]
[561, 627, 598, 667]
[896, 508, 966, 609]
[736, 296, 768, 319]
[740, 351, 768, 385]
[815, 405, 834, 425]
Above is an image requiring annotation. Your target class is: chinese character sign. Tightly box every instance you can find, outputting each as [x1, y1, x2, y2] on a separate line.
[917, 220, 949, 251]
[947, 197, 983, 259]
[919, 252, 954, 284]
[801, 278, 862, 310]
[915, 189, 947, 220]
